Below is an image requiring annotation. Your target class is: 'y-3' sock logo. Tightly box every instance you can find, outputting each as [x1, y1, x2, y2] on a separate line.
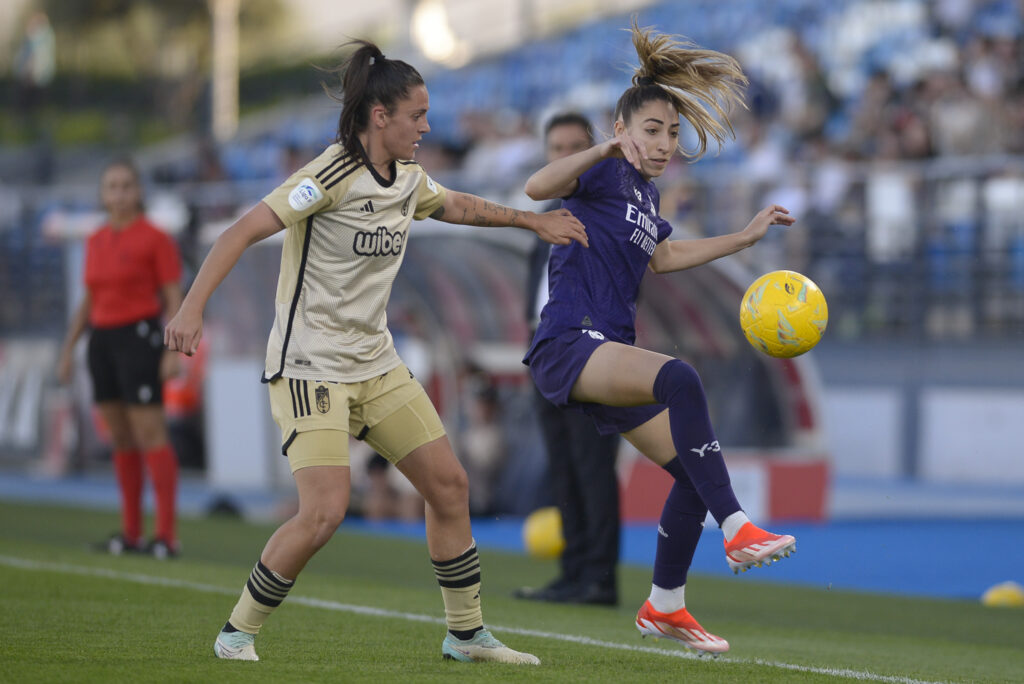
[689, 441, 720, 458]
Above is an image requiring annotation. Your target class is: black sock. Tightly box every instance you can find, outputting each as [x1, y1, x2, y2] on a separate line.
[449, 626, 484, 641]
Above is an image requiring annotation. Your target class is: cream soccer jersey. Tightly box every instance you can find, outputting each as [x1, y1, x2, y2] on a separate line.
[261, 142, 447, 383]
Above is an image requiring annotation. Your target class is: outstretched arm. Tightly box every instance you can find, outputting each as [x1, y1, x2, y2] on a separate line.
[525, 132, 649, 201]
[648, 204, 795, 274]
[164, 202, 285, 355]
[430, 190, 589, 247]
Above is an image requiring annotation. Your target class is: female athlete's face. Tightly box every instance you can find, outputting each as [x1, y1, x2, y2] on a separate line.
[381, 84, 431, 161]
[100, 164, 142, 226]
[616, 98, 679, 179]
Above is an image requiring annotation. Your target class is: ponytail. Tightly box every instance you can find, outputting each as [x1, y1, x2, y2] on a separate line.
[615, 18, 747, 160]
[322, 40, 425, 156]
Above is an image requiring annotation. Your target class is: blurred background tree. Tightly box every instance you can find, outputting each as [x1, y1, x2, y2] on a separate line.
[3, 0, 307, 145]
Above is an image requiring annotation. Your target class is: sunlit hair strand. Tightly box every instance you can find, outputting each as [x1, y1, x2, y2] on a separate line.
[616, 17, 748, 160]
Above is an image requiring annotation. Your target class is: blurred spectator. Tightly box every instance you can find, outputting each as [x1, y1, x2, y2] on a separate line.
[785, 35, 840, 140]
[280, 143, 310, 177]
[890, 80, 934, 159]
[458, 373, 505, 516]
[513, 112, 620, 607]
[197, 137, 228, 183]
[351, 442, 424, 522]
[13, 11, 55, 125]
[1005, 80, 1024, 154]
[12, 10, 56, 181]
[848, 70, 898, 158]
[926, 70, 1004, 155]
[459, 109, 542, 190]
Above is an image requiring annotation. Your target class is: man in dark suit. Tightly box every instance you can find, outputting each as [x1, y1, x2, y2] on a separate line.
[515, 113, 620, 606]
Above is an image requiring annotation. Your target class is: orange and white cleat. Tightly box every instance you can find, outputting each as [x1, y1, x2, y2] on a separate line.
[724, 522, 796, 574]
[635, 600, 729, 654]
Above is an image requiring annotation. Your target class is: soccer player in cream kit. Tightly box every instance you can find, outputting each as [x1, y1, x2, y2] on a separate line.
[524, 19, 799, 653]
[165, 39, 586, 665]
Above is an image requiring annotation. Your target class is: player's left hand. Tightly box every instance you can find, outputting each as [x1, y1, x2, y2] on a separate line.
[532, 208, 589, 247]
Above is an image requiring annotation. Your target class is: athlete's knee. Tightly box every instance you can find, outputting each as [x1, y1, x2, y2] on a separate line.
[298, 498, 348, 547]
[652, 359, 704, 404]
[421, 463, 469, 514]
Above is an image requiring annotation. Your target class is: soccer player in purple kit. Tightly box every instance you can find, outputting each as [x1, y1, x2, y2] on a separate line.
[523, 20, 798, 654]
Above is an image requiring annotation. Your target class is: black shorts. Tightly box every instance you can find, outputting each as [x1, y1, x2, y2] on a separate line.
[87, 317, 164, 405]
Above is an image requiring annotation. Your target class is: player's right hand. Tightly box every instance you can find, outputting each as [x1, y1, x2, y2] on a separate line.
[600, 132, 648, 171]
[164, 308, 203, 357]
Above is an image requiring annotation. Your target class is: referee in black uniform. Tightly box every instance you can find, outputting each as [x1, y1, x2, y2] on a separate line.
[514, 113, 620, 606]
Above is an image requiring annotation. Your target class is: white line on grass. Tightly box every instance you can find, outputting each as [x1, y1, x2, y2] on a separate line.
[0, 554, 949, 684]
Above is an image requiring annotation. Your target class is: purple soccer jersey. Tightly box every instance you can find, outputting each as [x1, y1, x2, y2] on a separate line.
[529, 157, 672, 349]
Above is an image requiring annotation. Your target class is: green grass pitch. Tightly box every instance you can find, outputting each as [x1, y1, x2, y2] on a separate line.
[1, 500, 1022, 683]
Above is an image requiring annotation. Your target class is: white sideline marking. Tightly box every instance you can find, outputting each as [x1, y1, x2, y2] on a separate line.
[0, 554, 949, 684]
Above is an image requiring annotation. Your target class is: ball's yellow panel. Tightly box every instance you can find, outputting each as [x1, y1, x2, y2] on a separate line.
[740, 270, 828, 358]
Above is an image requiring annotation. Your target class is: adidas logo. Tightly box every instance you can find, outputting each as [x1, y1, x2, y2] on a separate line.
[581, 315, 592, 326]
[359, 200, 375, 213]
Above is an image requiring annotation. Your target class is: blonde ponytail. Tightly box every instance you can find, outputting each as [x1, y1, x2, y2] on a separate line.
[617, 18, 748, 160]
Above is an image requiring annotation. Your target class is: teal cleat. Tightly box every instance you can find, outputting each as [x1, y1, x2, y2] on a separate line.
[214, 628, 259, 661]
[441, 629, 540, 665]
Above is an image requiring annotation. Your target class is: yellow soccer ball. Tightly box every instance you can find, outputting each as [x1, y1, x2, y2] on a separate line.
[981, 581, 1024, 608]
[522, 506, 565, 559]
[740, 270, 828, 358]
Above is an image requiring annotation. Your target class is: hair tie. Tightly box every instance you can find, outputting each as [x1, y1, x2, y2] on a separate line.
[371, 54, 386, 65]
[637, 75, 656, 86]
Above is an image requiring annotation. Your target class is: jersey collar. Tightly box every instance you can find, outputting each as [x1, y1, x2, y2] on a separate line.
[354, 138, 397, 188]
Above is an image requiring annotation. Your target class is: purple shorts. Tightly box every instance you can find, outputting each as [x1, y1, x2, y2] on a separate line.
[524, 329, 665, 436]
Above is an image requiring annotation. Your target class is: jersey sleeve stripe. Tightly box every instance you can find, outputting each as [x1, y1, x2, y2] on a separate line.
[318, 156, 359, 185]
[314, 153, 354, 181]
[323, 163, 364, 190]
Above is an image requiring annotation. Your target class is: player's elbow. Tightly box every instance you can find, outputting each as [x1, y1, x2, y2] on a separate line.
[524, 177, 550, 202]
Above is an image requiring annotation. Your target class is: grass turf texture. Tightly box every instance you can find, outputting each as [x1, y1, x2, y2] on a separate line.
[1, 501, 1022, 683]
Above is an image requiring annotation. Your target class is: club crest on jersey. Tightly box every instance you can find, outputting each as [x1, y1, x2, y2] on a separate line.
[315, 385, 330, 414]
[354, 226, 404, 256]
[288, 177, 323, 210]
[401, 196, 410, 216]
